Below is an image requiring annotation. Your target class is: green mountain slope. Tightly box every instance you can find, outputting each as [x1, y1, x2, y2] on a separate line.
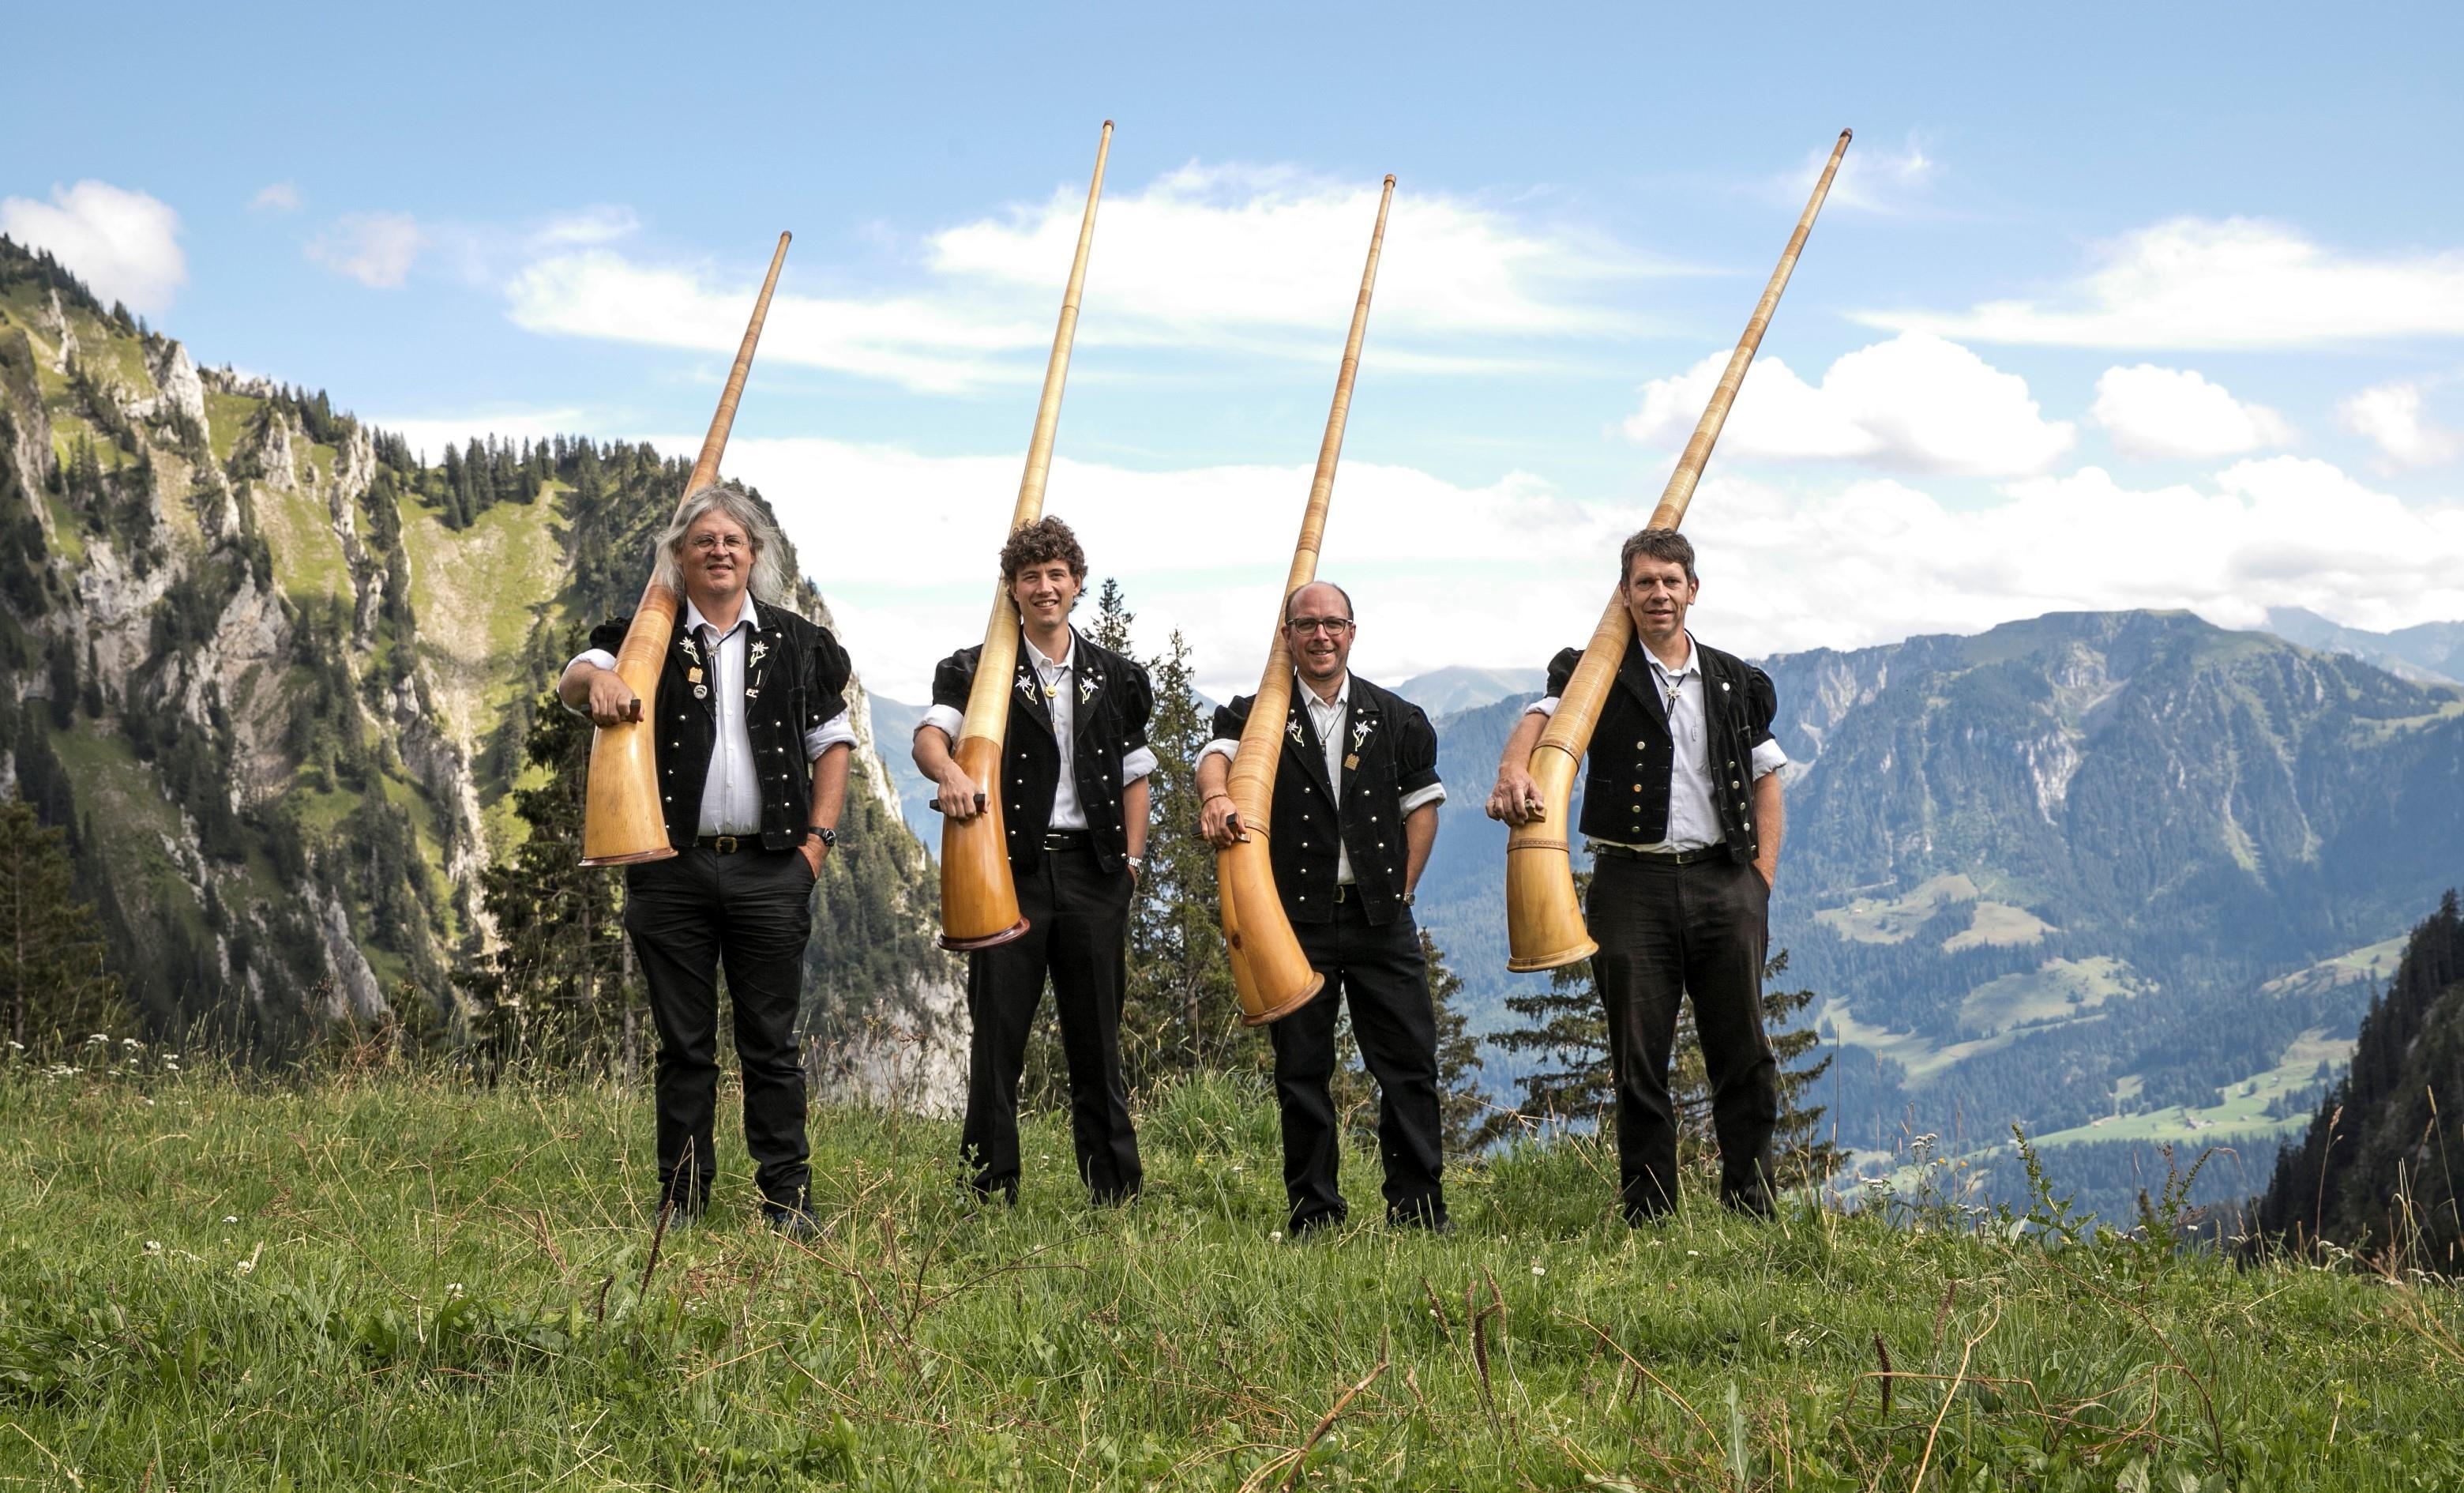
[0, 237, 958, 1086]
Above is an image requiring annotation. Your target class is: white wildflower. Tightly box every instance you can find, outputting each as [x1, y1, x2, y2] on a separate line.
[1686, 1250, 1701, 1258]
[86, 1032, 109, 1045]
[122, 1037, 143, 1048]
[445, 1282, 464, 1299]
[144, 1240, 162, 1255]
[1270, 1232, 1283, 1242]
[233, 1258, 254, 1276]
[6, 1040, 24, 1051]
[222, 1215, 238, 1225]
[1531, 1265, 1546, 1277]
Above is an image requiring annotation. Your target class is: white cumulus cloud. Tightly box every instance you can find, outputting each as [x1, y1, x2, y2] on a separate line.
[1688, 457, 2464, 657]
[2090, 365, 2292, 461]
[1862, 216, 2464, 349]
[250, 182, 301, 213]
[2336, 381, 2460, 472]
[509, 163, 1647, 393]
[0, 181, 186, 314]
[639, 433, 2464, 705]
[308, 212, 426, 288]
[1622, 331, 2075, 477]
[370, 407, 592, 464]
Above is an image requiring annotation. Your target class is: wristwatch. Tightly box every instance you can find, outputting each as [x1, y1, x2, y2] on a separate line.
[806, 825, 838, 848]
[1403, 890, 1416, 907]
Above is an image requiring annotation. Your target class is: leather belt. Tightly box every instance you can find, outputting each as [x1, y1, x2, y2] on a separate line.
[1042, 830, 1091, 852]
[696, 834, 763, 854]
[1589, 841, 1727, 867]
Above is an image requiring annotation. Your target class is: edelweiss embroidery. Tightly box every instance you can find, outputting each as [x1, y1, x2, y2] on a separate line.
[1077, 672, 1099, 705]
[1015, 668, 1036, 698]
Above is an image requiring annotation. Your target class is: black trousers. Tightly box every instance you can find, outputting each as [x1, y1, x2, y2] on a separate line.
[1587, 854, 1777, 1217]
[623, 846, 815, 1213]
[1270, 899, 1446, 1232]
[961, 845, 1142, 1202]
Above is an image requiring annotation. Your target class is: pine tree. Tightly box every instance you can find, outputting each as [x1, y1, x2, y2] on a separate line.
[1121, 626, 1249, 1083]
[0, 796, 129, 1048]
[462, 642, 639, 1070]
[1478, 872, 1839, 1187]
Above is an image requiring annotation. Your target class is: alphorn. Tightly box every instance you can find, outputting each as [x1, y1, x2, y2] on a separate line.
[1219, 175, 1397, 1025]
[580, 231, 792, 866]
[938, 120, 1114, 950]
[1502, 130, 1851, 970]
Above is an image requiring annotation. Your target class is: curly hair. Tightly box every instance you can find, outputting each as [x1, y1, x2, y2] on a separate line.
[998, 515, 1087, 585]
[653, 483, 792, 600]
[1617, 527, 1697, 588]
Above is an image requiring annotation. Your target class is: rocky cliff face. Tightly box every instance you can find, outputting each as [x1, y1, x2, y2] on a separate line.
[0, 239, 962, 1099]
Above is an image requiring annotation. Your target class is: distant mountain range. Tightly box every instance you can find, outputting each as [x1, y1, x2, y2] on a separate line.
[2261, 606, 2464, 686]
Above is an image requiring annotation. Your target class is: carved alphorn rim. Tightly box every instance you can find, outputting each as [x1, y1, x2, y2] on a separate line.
[1503, 130, 1852, 972]
[938, 121, 1114, 951]
[1219, 175, 1396, 1025]
[580, 231, 792, 867]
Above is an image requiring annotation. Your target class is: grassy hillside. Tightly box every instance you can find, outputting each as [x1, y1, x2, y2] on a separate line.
[2, 1058, 2457, 1489]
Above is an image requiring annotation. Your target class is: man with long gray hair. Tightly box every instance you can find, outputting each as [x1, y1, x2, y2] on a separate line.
[561, 483, 855, 1234]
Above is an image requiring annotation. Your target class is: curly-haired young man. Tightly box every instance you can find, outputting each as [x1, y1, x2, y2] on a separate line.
[912, 517, 1155, 1205]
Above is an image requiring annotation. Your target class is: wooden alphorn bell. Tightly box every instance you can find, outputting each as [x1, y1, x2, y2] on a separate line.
[1503, 130, 1851, 969]
[1219, 175, 1396, 1025]
[580, 231, 792, 866]
[938, 121, 1114, 950]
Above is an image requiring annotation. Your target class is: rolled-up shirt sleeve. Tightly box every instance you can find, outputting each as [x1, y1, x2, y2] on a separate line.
[805, 713, 858, 760]
[1751, 738, 1790, 780]
[558, 646, 620, 716]
[918, 704, 964, 743]
[1121, 746, 1159, 784]
[1526, 695, 1559, 718]
[1196, 737, 1240, 769]
[1400, 780, 1448, 813]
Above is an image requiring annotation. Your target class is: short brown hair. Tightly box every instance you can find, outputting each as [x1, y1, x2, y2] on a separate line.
[1618, 528, 1697, 587]
[999, 516, 1087, 584]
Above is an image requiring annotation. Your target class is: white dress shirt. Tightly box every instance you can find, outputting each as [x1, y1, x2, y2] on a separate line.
[1527, 634, 1787, 853]
[564, 596, 858, 836]
[919, 629, 1158, 825]
[1197, 672, 1448, 886]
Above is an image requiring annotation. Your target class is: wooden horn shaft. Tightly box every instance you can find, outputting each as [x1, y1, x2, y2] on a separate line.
[1504, 130, 1850, 971]
[581, 231, 793, 867]
[941, 122, 1114, 951]
[1220, 175, 1395, 1025]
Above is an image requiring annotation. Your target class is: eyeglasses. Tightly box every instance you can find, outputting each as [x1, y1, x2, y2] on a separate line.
[1286, 617, 1354, 636]
[689, 534, 750, 555]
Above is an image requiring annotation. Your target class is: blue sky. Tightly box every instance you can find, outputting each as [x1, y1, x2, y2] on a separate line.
[9, 2, 2464, 698]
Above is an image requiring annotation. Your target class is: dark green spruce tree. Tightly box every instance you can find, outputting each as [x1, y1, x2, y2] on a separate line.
[462, 633, 640, 1072]
[0, 795, 130, 1049]
[1480, 867, 1839, 1186]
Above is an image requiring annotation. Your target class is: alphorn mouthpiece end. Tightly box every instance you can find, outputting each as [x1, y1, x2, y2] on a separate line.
[1839, 127, 1854, 141]
[1384, 174, 1397, 186]
[1102, 118, 1114, 130]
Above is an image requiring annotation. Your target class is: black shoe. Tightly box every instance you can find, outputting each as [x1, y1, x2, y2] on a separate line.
[1388, 1198, 1452, 1234]
[1286, 1210, 1346, 1240]
[655, 1197, 707, 1230]
[764, 1203, 817, 1239]
[1721, 1188, 1776, 1220]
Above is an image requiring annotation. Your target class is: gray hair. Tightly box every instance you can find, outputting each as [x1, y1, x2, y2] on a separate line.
[652, 483, 791, 600]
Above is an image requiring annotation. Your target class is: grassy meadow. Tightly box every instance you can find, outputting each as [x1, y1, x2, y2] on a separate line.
[1, 1050, 2458, 1490]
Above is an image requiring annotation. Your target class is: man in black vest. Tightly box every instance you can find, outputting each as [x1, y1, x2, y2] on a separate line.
[1199, 581, 1448, 1235]
[913, 517, 1154, 1205]
[1489, 528, 1787, 1220]
[561, 483, 855, 1235]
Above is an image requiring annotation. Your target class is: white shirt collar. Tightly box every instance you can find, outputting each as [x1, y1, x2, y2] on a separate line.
[1025, 628, 1076, 673]
[1296, 670, 1350, 713]
[1644, 633, 1699, 682]
[683, 594, 759, 640]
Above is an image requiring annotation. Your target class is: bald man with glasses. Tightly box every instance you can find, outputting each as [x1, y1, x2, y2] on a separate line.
[1198, 581, 1449, 1235]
